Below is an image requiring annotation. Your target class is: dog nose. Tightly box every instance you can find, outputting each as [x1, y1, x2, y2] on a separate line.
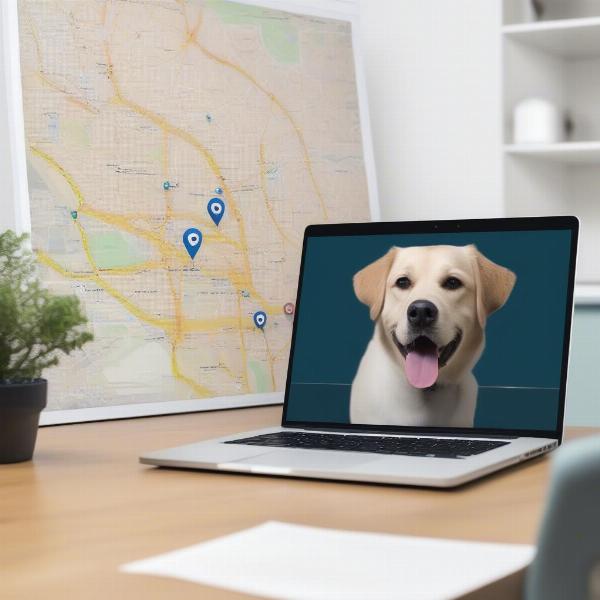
[407, 300, 438, 329]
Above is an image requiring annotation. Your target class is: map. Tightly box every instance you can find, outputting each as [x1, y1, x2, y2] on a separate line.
[17, 0, 372, 411]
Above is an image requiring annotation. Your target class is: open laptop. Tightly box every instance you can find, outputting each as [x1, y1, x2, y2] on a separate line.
[141, 216, 579, 487]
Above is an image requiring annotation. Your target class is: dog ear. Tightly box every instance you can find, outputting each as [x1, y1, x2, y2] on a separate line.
[470, 245, 516, 328]
[353, 248, 396, 320]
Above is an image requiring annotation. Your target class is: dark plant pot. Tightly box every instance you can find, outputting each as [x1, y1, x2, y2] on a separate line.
[0, 379, 47, 463]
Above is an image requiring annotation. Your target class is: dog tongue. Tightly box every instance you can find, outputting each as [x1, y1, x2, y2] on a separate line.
[405, 339, 439, 388]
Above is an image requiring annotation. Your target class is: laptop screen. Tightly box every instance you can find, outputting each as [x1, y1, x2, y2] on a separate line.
[283, 218, 577, 437]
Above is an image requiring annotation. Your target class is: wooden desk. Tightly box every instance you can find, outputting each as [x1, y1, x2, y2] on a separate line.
[0, 406, 596, 600]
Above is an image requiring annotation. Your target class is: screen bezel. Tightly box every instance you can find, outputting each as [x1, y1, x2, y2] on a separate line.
[282, 216, 579, 441]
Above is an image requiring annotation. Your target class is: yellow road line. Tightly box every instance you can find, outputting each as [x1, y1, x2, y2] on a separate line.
[191, 37, 329, 221]
[235, 291, 250, 393]
[30, 146, 86, 208]
[35, 250, 94, 281]
[170, 343, 214, 398]
[37, 248, 257, 334]
[98, 260, 165, 275]
[263, 330, 277, 392]
[259, 143, 299, 248]
[36, 249, 173, 330]
[24, 6, 98, 114]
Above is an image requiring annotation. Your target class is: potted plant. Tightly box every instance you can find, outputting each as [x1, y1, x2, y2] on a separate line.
[0, 230, 93, 463]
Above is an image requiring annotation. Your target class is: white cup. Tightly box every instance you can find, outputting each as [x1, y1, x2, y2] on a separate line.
[513, 98, 564, 144]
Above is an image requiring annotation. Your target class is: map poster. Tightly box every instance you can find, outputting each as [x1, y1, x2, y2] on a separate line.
[16, 0, 376, 422]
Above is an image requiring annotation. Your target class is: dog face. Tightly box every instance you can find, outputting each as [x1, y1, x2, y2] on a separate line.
[353, 245, 516, 389]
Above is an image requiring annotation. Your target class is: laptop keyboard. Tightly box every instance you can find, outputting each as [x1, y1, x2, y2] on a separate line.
[225, 431, 509, 459]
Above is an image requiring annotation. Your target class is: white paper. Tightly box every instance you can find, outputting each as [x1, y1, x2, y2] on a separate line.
[121, 521, 534, 600]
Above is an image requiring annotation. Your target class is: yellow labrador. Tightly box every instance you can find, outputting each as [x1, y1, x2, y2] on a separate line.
[350, 245, 516, 427]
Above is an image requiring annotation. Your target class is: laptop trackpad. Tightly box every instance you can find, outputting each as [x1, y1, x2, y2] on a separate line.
[234, 449, 376, 471]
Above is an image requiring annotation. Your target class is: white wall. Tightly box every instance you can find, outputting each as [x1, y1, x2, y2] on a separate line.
[0, 1, 28, 234]
[359, 0, 504, 221]
[0, 4, 17, 232]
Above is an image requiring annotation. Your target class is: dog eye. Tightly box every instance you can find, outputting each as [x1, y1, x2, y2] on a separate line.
[442, 277, 463, 290]
[395, 276, 411, 290]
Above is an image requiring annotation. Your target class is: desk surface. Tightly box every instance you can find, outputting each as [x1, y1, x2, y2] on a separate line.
[0, 406, 596, 600]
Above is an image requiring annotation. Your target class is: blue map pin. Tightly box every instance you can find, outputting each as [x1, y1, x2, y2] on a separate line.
[183, 228, 202, 259]
[253, 311, 267, 329]
[208, 197, 225, 226]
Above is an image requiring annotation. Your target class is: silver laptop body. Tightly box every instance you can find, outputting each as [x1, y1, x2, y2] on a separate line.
[141, 217, 578, 488]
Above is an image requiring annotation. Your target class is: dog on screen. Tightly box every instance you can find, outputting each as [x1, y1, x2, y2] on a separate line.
[350, 245, 516, 427]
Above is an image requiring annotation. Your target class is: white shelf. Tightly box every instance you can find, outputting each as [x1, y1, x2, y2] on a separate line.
[503, 17, 600, 59]
[504, 141, 600, 163]
[575, 284, 600, 305]
[502, 2, 600, 284]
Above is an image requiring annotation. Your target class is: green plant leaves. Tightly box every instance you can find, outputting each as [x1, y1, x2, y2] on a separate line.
[0, 230, 93, 382]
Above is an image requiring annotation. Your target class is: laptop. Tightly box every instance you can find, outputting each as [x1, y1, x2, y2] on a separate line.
[141, 216, 579, 488]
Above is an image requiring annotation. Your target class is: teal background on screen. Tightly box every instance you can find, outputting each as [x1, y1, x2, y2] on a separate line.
[286, 230, 572, 430]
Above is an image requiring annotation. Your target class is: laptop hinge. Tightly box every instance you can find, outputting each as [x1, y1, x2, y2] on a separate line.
[297, 427, 519, 440]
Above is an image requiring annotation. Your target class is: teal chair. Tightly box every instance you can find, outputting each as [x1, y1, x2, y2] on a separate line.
[526, 436, 600, 600]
